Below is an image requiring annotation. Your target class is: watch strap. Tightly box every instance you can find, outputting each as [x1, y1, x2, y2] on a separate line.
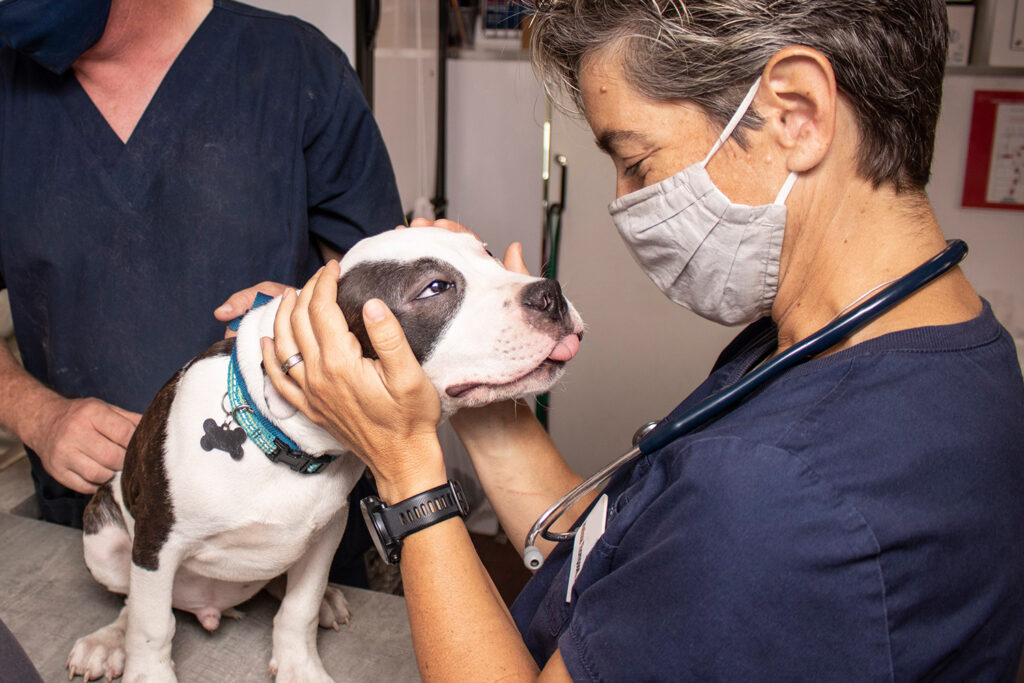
[362, 480, 470, 565]
[382, 480, 469, 541]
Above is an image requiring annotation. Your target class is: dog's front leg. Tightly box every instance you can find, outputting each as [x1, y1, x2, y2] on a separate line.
[122, 544, 186, 683]
[270, 512, 348, 683]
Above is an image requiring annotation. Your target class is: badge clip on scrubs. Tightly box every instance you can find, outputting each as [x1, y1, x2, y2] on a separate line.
[522, 239, 969, 570]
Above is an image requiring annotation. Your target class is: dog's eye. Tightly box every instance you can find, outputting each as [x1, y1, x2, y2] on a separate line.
[416, 280, 454, 299]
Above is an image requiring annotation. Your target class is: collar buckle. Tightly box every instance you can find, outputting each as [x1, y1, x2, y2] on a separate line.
[268, 438, 334, 475]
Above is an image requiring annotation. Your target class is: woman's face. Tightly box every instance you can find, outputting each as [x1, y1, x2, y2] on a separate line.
[578, 49, 785, 205]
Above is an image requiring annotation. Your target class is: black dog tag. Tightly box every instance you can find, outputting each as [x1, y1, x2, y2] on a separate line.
[200, 418, 247, 461]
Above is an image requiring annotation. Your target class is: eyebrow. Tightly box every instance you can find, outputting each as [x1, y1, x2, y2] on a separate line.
[595, 129, 652, 156]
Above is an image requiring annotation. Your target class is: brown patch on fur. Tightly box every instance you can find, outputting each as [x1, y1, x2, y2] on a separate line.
[83, 481, 126, 535]
[120, 338, 235, 571]
[190, 337, 235, 365]
[121, 369, 180, 571]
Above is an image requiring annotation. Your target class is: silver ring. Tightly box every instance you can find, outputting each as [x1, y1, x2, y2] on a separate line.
[280, 353, 304, 375]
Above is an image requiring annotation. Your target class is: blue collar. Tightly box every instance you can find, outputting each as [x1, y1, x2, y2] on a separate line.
[227, 295, 335, 475]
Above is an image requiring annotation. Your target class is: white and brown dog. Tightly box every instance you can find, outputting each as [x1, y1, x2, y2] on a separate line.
[67, 227, 584, 682]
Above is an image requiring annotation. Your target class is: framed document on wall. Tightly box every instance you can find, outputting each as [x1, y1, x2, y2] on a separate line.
[971, 0, 1024, 67]
[962, 89, 1024, 211]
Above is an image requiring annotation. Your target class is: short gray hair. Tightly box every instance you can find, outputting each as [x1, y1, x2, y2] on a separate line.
[526, 0, 948, 192]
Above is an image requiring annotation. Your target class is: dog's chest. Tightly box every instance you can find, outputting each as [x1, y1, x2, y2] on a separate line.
[154, 355, 360, 579]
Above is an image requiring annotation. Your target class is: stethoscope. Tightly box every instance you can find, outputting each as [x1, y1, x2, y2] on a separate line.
[522, 239, 969, 570]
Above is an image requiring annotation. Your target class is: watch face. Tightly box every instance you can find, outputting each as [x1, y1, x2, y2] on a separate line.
[360, 496, 391, 563]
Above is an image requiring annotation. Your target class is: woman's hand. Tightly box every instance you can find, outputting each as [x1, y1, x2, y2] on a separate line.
[261, 261, 446, 503]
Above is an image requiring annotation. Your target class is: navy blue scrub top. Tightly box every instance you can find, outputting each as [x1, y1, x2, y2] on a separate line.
[0, 0, 403, 413]
[512, 306, 1024, 680]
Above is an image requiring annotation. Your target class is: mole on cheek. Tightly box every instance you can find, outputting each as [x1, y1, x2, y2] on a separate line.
[600, 86, 608, 94]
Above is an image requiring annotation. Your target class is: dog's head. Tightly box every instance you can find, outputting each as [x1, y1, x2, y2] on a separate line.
[336, 227, 584, 415]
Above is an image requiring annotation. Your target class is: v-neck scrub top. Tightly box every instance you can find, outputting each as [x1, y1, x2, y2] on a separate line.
[0, 1, 402, 528]
[0, 0, 403, 414]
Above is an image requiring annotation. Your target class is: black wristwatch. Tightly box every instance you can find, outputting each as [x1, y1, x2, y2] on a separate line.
[360, 480, 470, 565]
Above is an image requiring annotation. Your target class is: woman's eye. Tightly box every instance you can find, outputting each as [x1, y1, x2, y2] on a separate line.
[623, 159, 644, 178]
[416, 280, 454, 299]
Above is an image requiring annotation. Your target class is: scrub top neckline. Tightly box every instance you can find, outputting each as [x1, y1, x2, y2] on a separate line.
[56, 5, 223, 188]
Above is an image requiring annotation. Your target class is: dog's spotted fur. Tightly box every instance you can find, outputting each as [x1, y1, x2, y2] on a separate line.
[68, 228, 584, 682]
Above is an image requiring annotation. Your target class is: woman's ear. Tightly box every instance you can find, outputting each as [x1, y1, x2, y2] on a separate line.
[757, 47, 837, 173]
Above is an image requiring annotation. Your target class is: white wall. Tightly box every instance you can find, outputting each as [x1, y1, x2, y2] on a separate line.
[929, 74, 1024, 367]
[373, 0, 440, 214]
[445, 58, 546, 269]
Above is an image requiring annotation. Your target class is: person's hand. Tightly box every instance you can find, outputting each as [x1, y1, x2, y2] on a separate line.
[24, 396, 141, 494]
[214, 281, 290, 338]
[407, 217, 530, 275]
[261, 262, 446, 503]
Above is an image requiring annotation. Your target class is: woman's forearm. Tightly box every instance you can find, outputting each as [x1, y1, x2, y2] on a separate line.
[401, 516, 540, 681]
[450, 400, 594, 558]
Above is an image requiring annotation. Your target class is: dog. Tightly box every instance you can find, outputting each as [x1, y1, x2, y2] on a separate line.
[65, 227, 584, 682]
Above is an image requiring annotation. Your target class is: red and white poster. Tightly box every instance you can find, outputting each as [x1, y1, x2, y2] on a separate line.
[962, 90, 1024, 211]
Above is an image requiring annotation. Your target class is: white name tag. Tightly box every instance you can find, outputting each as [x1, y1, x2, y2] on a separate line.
[566, 494, 608, 603]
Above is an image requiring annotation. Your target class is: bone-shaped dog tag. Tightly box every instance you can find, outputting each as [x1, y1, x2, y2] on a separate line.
[200, 418, 247, 461]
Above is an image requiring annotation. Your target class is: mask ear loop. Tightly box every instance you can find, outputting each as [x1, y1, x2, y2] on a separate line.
[702, 77, 762, 168]
[701, 76, 799, 207]
[774, 171, 798, 206]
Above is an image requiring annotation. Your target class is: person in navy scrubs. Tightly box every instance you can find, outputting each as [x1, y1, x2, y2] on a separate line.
[0, 0, 402, 586]
[264, 0, 1024, 680]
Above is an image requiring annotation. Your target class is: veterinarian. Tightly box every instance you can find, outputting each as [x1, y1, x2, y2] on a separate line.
[0, 0, 400, 582]
[266, 0, 1024, 679]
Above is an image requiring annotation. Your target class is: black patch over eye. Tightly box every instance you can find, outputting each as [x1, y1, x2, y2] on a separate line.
[337, 258, 465, 363]
[416, 280, 455, 299]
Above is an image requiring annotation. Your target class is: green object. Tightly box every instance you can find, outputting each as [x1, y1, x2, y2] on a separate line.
[536, 156, 568, 430]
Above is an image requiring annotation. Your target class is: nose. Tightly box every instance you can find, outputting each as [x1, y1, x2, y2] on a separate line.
[521, 279, 569, 324]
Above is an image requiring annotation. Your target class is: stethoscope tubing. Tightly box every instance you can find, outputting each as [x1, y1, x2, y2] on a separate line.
[523, 240, 968, 569]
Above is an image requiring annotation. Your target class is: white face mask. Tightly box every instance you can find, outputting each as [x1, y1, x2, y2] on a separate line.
[608, 77, 798, 326]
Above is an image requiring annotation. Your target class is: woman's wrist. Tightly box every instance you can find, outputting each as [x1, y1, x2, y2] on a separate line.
[371, 436, 449, 505]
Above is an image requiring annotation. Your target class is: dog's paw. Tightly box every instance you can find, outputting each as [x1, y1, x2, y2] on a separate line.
[67, 627, 126, 681]
[123, 658, 176, 683]
[319, 585, 351, 630]
[269, 655, 334, 683]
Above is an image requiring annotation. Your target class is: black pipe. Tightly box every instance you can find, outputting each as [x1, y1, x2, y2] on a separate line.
[354, 0, 381, 108]
[432, 0, 449, 219]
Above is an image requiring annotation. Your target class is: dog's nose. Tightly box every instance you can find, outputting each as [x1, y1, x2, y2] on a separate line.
[521, 279, 569, 324]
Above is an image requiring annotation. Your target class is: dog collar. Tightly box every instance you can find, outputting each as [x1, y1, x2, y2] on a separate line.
[226, 344, 335, 476]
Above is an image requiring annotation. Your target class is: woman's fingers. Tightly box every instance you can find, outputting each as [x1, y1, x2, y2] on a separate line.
[289, 269, 322, 369]
[503, 241, 531, 275]
[362, 299, 440, 424]
[362, 299, 419, 387]
[271, 288, 306, 386]
[308, 260, 351, 350]
[261, 336, 309, 413]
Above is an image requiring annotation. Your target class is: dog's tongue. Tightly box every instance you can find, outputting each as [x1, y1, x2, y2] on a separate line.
[548, 334, 581, 362]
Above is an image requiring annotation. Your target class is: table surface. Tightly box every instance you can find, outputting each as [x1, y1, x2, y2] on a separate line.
[0, 512, 420, 682]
